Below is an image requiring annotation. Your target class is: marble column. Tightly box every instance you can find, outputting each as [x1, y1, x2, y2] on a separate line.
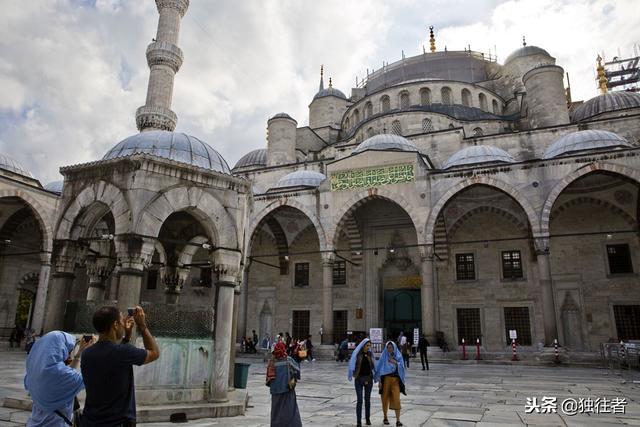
[535, 237, 558, 345]
[237, 264, 249, 344]
[43, 246, 79, 332]
[211, 248, 241, 402]
[114, 235, 155, 311]
[30, 253, 51, 334]
[228, 284, 241, 389]
[419, 245, 436, 341]
[321, 252, 334, 345]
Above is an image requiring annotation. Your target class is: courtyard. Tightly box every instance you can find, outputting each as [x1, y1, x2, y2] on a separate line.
[1, 350, 639, 426]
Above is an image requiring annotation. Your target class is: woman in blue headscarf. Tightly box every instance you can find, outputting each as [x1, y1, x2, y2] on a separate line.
[347, 338, 376, 427]
[24, 331, 91, 426]
[374, 341, 406, 426]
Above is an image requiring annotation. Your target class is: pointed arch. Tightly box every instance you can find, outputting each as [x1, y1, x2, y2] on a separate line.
[0, 189, 53, 253]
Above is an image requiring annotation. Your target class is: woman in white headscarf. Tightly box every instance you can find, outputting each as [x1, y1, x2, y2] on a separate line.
[24, 331, 92, 426]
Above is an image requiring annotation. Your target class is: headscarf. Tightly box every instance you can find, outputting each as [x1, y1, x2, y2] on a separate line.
[348, 338, 374, 381]
[374, 340, 406, 384]
[272, 341, 287, 360]
[24, 331, 84, 412]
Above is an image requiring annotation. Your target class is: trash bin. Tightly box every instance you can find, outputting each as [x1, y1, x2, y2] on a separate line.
[234, 362, 250, 389]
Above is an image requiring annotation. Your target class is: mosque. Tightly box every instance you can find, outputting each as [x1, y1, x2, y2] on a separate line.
[2, 0, 640, 380]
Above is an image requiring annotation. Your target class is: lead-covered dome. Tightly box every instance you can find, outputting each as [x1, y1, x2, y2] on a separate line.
[103, 130, 230, 174]
[314, 87, 347, 100]
[543, 130, 632, 159]
[0, 153, 33, 178]
[273, 170, 326, 189]
[44, 180, 64, 194]
[233, 149, 267, 169]
[505, 45, 551, 64]
[443, 145, 516, 169]
[353, 134, 418, 154]
[571, 91, 640, 122]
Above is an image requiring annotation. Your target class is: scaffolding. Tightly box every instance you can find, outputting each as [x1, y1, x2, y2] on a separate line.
[603, 45, 640, 92]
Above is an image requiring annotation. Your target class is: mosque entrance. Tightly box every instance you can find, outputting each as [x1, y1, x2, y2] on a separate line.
[383, 289, 421, 340]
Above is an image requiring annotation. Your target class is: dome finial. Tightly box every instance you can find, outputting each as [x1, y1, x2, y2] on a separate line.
[429, 26, 436, 53]
[319, 64, 324, 92]
[522, 36, 526, 47]
[596, 54, 608, 94]
[329, 77, 333, 88]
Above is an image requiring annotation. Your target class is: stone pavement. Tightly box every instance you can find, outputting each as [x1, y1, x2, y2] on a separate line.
[1, 351, 639, 426]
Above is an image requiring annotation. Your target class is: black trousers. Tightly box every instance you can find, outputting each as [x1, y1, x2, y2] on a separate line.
[420, 350, 429, 370]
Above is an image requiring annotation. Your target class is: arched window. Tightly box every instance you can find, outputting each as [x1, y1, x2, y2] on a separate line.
[448, 123, 455, 129]
[345, 117, 350, 130]
[441, 87, 452, 105]
[479, 93, 488, 111]
[366, 127, 375, 138]
[422, 118, 434, 133]
[391, 120, 402, 135]
[420, 88, 431, 105]
[492, 99, 500, 115]
[365, 102, 373, 119]
[399, 91, 410, 109]
[472, 127, 483, 136]
[461, 89, 471, 107]
[354, 109, 360, 124]
[381, 95, 391, 113]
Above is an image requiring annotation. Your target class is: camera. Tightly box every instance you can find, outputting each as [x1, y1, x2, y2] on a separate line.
[127, 307, 136, 317]
[83, 335, 92, 343]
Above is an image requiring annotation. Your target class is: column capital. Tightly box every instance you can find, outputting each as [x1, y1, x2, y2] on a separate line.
[321, 252, 335, 266]
[86, 256, 115, 282]
[115, 234, 156, 271]
[161, 266, 190, 295]
[213, 248, 242, 284]
[52, 240, 83, 274]
[419, 244, 434, 262]
[533, 236, 550, 255]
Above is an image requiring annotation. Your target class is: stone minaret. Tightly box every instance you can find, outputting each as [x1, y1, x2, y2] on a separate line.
[135, 0, 189, 132]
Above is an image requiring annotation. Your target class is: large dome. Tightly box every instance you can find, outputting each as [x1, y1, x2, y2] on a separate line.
[543, 130, 632, 159]
[0, 153, 33, 178]
[504, 45, 551, 64]
[353, 134, 418, 154]
[273, 170, 326, 189]
[443, 145, 516, 169]
[234, 149, 267, 169]
[571, 91, 640, 122]
[103, 130, 230, 174]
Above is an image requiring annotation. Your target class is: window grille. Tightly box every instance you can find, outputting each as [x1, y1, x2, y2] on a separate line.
[607, 244, 633, 274]
[400, 92, 410, 109]
[472, 127, 483, 136]
[457, 308, 481, 344]
[420, 88, 431, 105]
[441, 87, 452, 105]
[292, 310, 310, 340]
[333, 310, 348, 341]
[422, 118, 434, 133]
[504, 307, 531, 345]
[613, 305, 640, 340]
[333, 260, 346, 285]
[294, 262, 310, 287]
[502, 250, 523, 279]
[391, 120, 402, 135]
[381, 96, 391, 112]
[461, 89, 471, 107]
[455, 253, 475, 280]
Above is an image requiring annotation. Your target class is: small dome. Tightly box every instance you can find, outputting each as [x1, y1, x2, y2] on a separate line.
[443, 145, 516, 169]
[269, 112, 297, 123]
[273, 170, 326, 189]
[505, 45, 551, 64]
[314, 87, 347, 100]
[543, 130, 632, 159]
[44, 180, 64, 194]
[103, 130, 230, 174]
[353, 134, 418, 154]
[0, 153, 33, 178]
[233, 149, 267, 169]
[572, 91, 640, 122]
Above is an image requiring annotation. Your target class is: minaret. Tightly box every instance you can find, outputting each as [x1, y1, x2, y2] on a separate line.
[318, 65, 324, 92]
[135, 0, 189, 132]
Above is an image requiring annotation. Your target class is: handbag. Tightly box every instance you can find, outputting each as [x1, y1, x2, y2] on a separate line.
[298, 349, 307, 358]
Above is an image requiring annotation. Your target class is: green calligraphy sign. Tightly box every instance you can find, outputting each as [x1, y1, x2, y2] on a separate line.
[330, 164, 414, 191]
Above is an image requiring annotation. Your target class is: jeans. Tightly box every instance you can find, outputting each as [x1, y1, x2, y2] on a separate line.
[355, 376, 373, 424]
[420, 350, 429, 370]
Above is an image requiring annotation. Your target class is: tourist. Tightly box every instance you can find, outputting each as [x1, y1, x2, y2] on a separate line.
[261, 334, 271, 351]
[305, 334, 315, 361]
[266, 341, 302, 427]
[418, 334, 429, 371]
[375, 341, 406, 426]
[285, 332, 293, 355]
[252, 330, 259, 351]
[337, 337, 349, 362]
[401, 337, 410, 368]
[348, 338, 376, 427]
[24, 328, 36, 354]
[24, 331, 91, 426]
[81, 305, 160, 426]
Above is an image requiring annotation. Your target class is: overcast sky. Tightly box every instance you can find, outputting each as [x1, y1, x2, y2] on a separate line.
[1, 0, 638, 184]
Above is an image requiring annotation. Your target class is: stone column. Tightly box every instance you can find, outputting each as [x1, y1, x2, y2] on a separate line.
[43, 252, 77, 332]
[161, 266, 189, 304]
[114, 235, 155, 311]
[535, 237, 558, 345]
[419, 245, 436, 341]
[321, 252, 334, 345]
[30, 253, 51, 334]
[211, 248, 241, 402]
[237, 263, 249, 344]
[228, 284, 241, 389]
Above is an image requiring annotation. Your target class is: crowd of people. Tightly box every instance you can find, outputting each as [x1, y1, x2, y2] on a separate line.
[244, 331, 316, 363]
[9, 325, 38, 353]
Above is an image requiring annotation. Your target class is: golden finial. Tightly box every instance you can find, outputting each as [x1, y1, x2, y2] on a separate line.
[522, 36, 526, 47]
[429, 26, 436, 53]
[596, 54, 608, 94]
[329, 77, 333, 88]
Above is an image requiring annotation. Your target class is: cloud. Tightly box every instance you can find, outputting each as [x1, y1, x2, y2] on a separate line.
[0, 0, 637, 183]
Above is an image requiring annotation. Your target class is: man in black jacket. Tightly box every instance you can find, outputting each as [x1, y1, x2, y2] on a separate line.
[418, 334, 429, 371]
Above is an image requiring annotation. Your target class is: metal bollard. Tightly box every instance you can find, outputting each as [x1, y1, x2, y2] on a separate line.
[554, 339, 560, 364]
[511, 339, 518, 361]
[476, 338, 481, 361]
[461, 338, 467, 360]
[620, 341, 627, 369]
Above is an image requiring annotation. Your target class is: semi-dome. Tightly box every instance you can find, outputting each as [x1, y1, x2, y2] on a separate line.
[504, 45, 551, 64]
[0, 153, 33, 178]
[103, 130, 231, 174]
[543, 129, 632, 159]
[353, 134, 418, 154]
[443, 145, 516, 169]
[313, 87, 347, 100]
[273, 170, 326, 189]
[233, 149, 267, 169]
[44, 180, 64, 194]
[571, 91, 640, 122]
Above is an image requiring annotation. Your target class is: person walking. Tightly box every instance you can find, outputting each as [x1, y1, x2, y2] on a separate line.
[81, 305, 160, 426]
[305, 335, 315, 361]
[24, 331, 92, 426]
[252, 330, 259, 352]
[375, 341, 406, 426]
[266, 341, 302, 427]
[348, 338, 376, 427]
[418, 334, 429, 371]
[337, 337, 349, 362]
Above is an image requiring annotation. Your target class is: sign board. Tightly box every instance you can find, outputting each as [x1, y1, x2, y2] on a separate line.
[509, 330, 517, 340]
[413, 328, 420, 346]
[369, 328, 383, 344]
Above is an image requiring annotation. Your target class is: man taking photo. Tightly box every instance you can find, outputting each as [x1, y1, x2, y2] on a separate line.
[81, 305, 160, 426]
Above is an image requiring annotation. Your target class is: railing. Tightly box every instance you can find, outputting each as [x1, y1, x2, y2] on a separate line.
[601, 342, 640, 383]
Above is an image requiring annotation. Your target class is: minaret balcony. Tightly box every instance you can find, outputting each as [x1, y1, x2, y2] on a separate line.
[146, 41, 184, 72]
[136, 105, 178, 132]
